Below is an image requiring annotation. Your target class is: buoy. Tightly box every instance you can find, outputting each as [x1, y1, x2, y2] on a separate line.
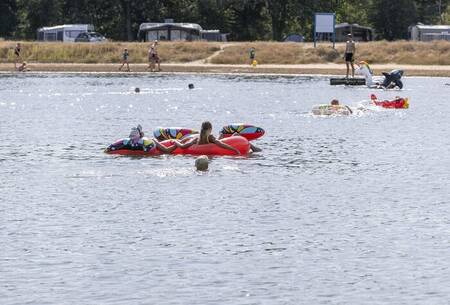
[252, 60, 258, 67]
[134, 87, 140, 93]
[195, 155, 209, 171]
[188, 84, 194, 89]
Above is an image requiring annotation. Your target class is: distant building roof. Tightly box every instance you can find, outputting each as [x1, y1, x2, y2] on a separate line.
[413, 24, 450, 30]
[335, 23, 373, 31]
[38, 24, 93, 31]
[139, 22, 203, 32]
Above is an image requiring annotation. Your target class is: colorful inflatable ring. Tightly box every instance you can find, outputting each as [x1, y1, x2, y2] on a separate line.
[219, 124, 265, 141]
[106, 136, 250, 156]
[153, 127, 198, 141]
[311, 104, 352, 116]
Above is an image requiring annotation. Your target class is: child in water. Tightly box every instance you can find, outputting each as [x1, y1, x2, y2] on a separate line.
[106, 125, 179, 153]
[331, 99, 353, 114]
[176, 121, 241, 155]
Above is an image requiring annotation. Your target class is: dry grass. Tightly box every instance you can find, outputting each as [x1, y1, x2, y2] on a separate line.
[211, 40, 450, 65]
[0, 40, 449, 65]
[0, 41, 221, 64]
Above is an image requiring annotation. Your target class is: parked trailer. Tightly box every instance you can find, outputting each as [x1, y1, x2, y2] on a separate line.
[37, 24, 94, 42]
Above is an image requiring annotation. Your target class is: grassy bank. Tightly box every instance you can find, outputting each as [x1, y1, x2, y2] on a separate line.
[0, 40, 449, 66]
[0, 41, 221, 64]
[211, 41, 450, 65]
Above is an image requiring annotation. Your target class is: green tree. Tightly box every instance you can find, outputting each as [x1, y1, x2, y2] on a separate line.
[228, 0, 270, 40]
[0, 0, 18, 38]
[369, 0, 418, 40]
[17, 0, 63, 38]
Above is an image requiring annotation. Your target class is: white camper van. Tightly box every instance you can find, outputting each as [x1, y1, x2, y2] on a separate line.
[37, 24, 94, 42]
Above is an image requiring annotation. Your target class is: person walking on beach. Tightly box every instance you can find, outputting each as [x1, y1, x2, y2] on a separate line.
[344, 33, 356, 78]
[148, 40, 161, 72]
[249, 47, 256, 65]
[14, 43, 22, 69]
[119, 48, 130, 72]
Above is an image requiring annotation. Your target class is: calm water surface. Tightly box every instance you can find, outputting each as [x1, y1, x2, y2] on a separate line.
[1, 73, 449, 305]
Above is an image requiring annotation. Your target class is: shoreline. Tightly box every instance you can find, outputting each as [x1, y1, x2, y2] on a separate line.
[1, 63, 450, 77]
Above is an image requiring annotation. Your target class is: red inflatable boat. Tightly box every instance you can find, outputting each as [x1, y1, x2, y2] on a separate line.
[370, 94, 409, 109]
[106, 136, 250, 156]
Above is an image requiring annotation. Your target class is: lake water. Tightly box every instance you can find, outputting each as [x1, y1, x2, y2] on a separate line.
[1, 73, 449, 305]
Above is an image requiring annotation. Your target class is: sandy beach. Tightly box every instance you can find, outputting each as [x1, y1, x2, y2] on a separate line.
[1, 62, 450, 76]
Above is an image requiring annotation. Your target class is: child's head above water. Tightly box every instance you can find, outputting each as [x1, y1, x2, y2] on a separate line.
[331, 99, 339, 106]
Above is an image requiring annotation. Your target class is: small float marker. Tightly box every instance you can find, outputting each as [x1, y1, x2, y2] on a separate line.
[188, 84, 195, 89]
[195, 155, 209, 171]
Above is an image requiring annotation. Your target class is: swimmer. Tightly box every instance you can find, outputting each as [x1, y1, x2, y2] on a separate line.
[331, 99, 353, 114]
[175, 121, 241, 155]
[105, 125, 180, 153]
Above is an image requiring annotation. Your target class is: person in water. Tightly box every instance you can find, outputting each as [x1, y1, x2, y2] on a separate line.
[106, 125, 178, 153]
[175, 121, 241, 155]
[119, 48, 130, 72]
[14, 43, 22, 69]
[344, 33, 356, 79]
[331, 99, 353, 114]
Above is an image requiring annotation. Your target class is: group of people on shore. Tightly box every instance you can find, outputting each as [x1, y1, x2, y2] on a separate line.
[119, 40, 161, 72]
[11, 33, 359, 76]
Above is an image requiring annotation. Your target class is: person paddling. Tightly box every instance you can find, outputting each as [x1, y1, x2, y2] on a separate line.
[331, 99, 352, 114]
[344, 34, 356, 79]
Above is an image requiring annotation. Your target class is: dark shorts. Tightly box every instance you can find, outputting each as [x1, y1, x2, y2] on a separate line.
[345, 53, 354, 62]
[149, 54, 160, 63]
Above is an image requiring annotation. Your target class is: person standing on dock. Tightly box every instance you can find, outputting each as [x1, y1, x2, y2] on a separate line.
[148, 40, 161, 72]
[119, 48, 130, 72]
[14, 43, 22, 69]
[344, 33, 356, 79]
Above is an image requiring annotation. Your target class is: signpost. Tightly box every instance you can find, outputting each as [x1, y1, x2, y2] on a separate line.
[314, 13, 336, 48]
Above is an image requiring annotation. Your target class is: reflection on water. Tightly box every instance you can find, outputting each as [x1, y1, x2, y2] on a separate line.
[1, 73, 450, 305]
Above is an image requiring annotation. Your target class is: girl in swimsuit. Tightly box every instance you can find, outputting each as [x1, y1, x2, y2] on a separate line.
[175, 121, 241, 155]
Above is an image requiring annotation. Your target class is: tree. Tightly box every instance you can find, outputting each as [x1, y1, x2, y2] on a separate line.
[369, 0, 418, 40]
[0, 0, 17, 38]
[17, 0, 63, 39]
[266, 0, 291, 40]
[228, 0, 270, 41]
[414, 0, 449, 24]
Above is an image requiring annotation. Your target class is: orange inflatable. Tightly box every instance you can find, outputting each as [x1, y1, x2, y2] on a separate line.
[106, 136, 250, 156]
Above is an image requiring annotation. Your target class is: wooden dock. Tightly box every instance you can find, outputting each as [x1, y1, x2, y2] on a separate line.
[330, 78, 366, 86]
